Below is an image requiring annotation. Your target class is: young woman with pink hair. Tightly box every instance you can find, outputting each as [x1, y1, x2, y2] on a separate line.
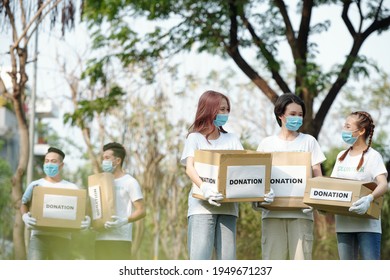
[180, 90, 243, 260]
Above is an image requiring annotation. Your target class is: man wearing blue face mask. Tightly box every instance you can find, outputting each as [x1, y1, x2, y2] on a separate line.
[20, 147, 91, 260]
[94, 142, 146, 260]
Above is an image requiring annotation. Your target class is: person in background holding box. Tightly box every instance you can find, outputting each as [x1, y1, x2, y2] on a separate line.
[255, 93, 326, 260]
[20, 147, 91, 260]
[331, 111, 388, 260]
[180, 90, 244, 260]
[95, 142, 146, 260]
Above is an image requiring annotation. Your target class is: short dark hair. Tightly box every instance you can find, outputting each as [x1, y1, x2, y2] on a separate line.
[274, 93, 306, 127]
[47, 147, 65, 161]
[103, 142, 126, 167]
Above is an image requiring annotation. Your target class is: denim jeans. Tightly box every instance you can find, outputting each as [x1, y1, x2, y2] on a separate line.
[187, 214, 237, 260]
[337, 232, 381, 260]
[28, 235, 71, 260]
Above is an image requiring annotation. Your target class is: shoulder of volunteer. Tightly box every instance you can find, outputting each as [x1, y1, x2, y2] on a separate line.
[125, 173, 138, 182]
[185, 131, 202, 144]
[120, 173, 141, 187]
[299, 132, 314, 140]
[28, 178, 44, 187]
[187, 131, 201, 138]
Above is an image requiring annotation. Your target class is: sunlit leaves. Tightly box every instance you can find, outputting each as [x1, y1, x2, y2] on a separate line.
[63, 85, 125, 128]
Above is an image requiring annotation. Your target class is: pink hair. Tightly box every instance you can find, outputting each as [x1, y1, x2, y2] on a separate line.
[188, 90, 230, 141]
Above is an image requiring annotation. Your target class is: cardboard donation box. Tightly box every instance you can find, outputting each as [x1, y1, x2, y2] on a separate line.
[88, 172, 116, 230]
[192, 150, 272, 202]
[303, 176, 382, 219]
[261, 152, 312, 210]
[30, 186, 87, 230]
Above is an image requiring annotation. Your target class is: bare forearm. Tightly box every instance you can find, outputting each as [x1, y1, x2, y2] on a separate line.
[372, 174, 388, 199]
[312, 163, 323, 177]
[128, 211, 145, 223]
[128, 200, 146, 223]
[20, 204, 29, 215]
[185, 157, 202, 187]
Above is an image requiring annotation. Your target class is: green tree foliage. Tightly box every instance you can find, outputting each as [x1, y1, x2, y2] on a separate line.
[63, 85, 125, 128]
[81, 0, 390, 138]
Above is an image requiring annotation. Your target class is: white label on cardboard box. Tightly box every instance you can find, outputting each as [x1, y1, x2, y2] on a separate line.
[309, 188, 352, 202]
[42, 194, 78, 220]
[271, 166, 307, 196]
[226, 165, 266, 198]
[194, 162, 219, 191]
[89, 185, 103, 220]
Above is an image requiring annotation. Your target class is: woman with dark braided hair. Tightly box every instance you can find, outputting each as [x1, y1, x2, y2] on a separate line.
[331, 111, 388, 260]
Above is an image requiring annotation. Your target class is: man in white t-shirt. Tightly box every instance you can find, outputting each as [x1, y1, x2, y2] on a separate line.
[94, 142, 146, 260]
[20, 147, 91, 260]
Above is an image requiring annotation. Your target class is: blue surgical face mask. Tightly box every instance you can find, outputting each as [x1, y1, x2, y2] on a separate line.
[43, 163, 60, 177]
[213, 114, 229, 127]
[285, 116, 303, 131]
[341, 129, 359, 145]
[102, 160, 115, 173]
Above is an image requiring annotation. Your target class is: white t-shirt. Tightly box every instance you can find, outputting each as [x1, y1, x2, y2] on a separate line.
[331, 147, 388, 233]
[180, 132, 244, 217]
[96, 174, 144, 242]
[22, 178, 79, 239]
[257, 133, 326, 220]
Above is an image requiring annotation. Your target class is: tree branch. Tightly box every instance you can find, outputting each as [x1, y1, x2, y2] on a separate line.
[19, 0, 27, 39]
[363, 17, 390, 40]
[357, 0, 364, 32]
[296, 0, 313, 59]
[240, 12, 291, 94]
[13, 0, 62, 48]
[341, 1, 356, 36]
[374, 0, 384, 21]
[0, 77, 10, 98]
[4, 1, 19, 42]
[273, 0, 299, 59]
[315, 10, 390, 131]
[226, 1, 278, 103]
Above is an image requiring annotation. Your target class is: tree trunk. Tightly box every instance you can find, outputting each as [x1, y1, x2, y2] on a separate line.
[11, 98, 30, 259]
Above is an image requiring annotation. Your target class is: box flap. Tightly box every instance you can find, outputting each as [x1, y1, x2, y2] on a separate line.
[308, 176, 376, 189]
